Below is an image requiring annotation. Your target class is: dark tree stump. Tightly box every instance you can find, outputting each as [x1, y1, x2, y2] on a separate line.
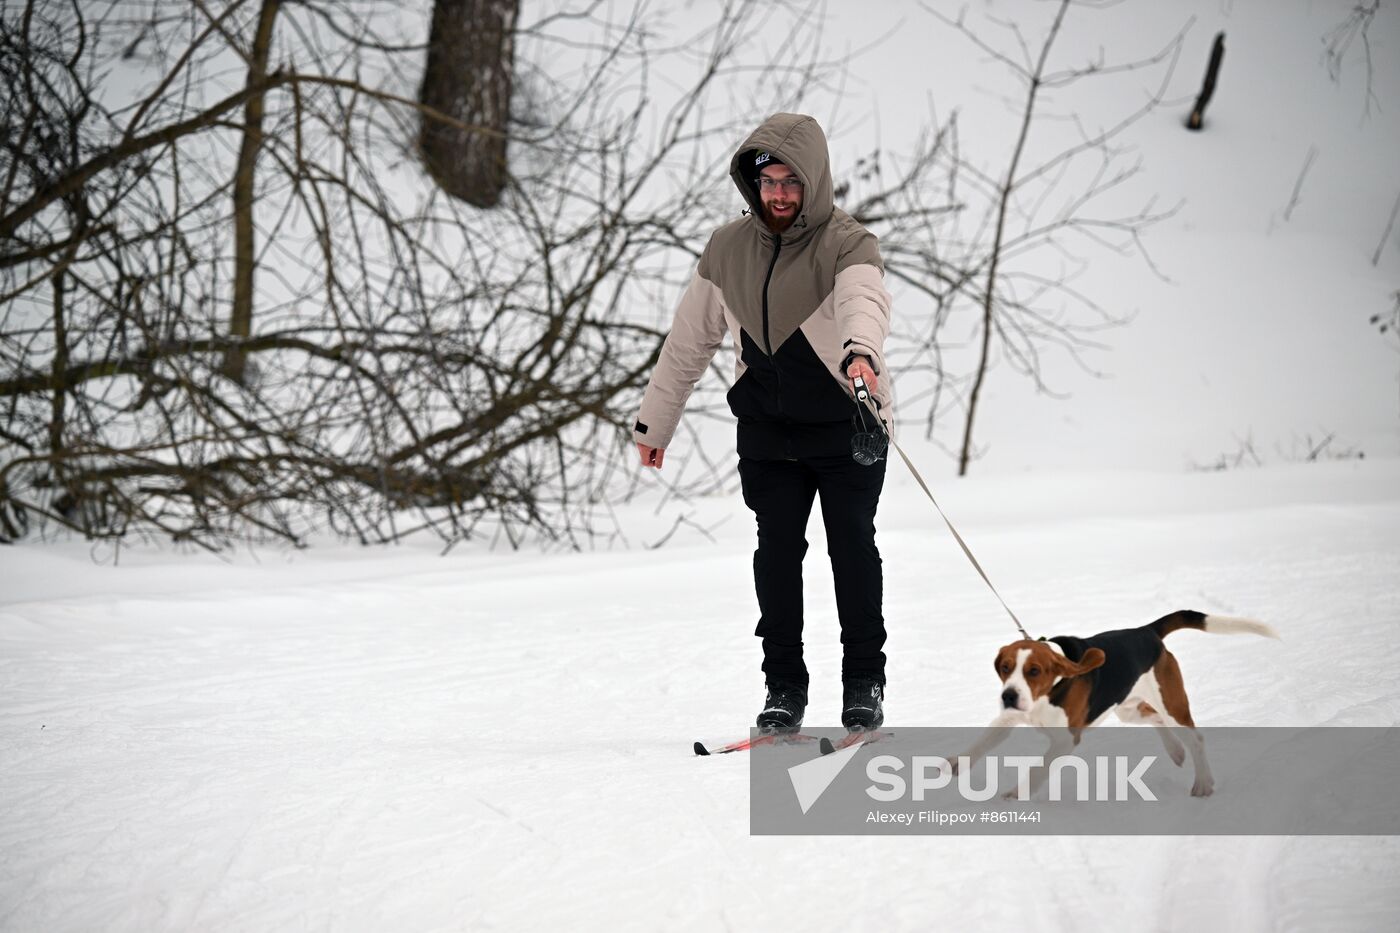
[1188, 32, 1225, 131]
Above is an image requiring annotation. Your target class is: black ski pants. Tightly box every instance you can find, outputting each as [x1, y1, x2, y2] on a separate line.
[738, 452, 887, 688]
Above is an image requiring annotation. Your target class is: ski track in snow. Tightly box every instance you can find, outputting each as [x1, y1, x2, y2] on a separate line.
[2, 460, 1399, 931]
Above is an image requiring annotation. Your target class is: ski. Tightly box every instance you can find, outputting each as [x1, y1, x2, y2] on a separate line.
[819, 730, 893, 755]
[693, 733, 821, 756]
[694, 730, 893, 756]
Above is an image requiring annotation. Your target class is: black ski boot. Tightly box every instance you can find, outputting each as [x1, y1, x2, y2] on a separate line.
[841, 678, 884, 732]
[756, 682, 807, 734]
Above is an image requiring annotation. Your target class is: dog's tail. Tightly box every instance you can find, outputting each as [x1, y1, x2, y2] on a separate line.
[1150, 610, 1280, 640]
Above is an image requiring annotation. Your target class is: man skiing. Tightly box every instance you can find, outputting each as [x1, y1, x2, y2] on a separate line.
[633, 113, 895, 734]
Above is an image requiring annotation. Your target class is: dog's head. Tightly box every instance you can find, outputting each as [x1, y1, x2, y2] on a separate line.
[993, 640, 1105, 712]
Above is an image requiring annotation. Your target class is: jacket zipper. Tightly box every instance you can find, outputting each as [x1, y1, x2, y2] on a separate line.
[761, 234, 784, 419]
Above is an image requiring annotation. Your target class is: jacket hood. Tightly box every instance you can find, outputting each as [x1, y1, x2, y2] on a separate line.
[729, 113, 835, 241]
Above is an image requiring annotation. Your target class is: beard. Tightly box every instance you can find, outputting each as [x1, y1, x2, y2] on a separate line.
[762, 200, 800, 232]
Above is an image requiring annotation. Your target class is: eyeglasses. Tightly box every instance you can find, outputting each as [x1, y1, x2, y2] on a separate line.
[758, 176, 803, 192]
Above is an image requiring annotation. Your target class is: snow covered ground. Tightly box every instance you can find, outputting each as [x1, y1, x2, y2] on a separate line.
[3, 454, 1399, 931]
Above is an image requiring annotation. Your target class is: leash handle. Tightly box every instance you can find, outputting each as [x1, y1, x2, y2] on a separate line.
[851, 377, 886, 434]
[889, 439, 1033, 642]
[852, 374, 871, 403]
[852, 377, 871, 431]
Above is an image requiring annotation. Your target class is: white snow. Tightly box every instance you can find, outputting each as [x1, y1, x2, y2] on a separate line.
[5, 0, 1400, 929]
[4, 455, 1400, 930]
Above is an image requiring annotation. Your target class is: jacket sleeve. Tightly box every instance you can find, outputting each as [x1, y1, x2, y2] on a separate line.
[633, 268, 728, 449]
[833, 230, 892, 375]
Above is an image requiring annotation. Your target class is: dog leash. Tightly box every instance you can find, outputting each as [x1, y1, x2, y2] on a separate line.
[853, 380, 1033, 642]
[889, 440, 1033, 641]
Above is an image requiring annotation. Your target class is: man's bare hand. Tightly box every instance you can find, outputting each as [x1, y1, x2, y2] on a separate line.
[638, 443, 665, 469]
[846, 357, 877, 395]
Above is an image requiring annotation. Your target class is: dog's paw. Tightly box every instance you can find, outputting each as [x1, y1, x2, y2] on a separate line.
[1167, 743, 1186, 767]
[1191, 777, 1215, 797]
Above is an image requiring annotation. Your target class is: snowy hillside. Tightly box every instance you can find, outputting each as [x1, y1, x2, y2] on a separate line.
[832, 0, 1400, 472]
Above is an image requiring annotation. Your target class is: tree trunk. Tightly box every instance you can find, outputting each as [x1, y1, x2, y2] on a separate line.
[959, 0, 1071, 476]
[49, 267, 67, 487]
[224, 0, 280, 384]
[418, 0, 518, 208]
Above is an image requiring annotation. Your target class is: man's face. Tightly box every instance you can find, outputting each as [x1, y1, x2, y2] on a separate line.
[758, 163, 803, 232]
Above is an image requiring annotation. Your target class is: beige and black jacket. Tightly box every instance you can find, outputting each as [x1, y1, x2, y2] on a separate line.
[633, 113, 894, 460]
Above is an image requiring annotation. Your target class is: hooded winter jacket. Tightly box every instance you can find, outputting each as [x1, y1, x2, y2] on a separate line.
[633, 113, 894, 460]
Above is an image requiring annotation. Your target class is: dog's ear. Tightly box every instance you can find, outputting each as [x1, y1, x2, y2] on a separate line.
[1055, 647, 1105, 678]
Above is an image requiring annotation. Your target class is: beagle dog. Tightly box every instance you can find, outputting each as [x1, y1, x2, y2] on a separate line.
[957, 610, 1279, 797]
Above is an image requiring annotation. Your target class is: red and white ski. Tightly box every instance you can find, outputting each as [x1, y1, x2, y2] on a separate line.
[818, 730, 893, 755]
[693, 733, 822, 756]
